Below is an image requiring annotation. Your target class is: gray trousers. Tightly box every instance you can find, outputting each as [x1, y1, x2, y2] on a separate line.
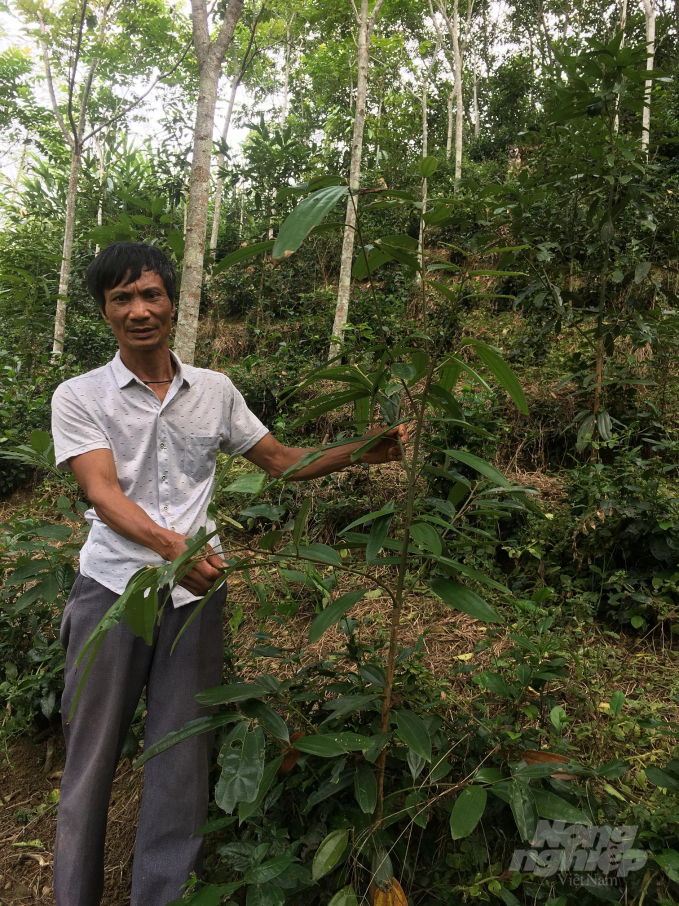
[54, 573, 225, 906]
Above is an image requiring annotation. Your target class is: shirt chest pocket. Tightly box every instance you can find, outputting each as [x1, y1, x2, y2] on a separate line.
[181, 435, 221, 483]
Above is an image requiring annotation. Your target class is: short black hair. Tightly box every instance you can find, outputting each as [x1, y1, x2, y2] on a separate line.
[86, 242, 177, 312]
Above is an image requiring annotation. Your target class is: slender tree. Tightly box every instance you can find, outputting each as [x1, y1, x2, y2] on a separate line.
[174, 0, 245, 363]
[640, 0, 656, 153]
[329, 0, 386, 359]
[432, 0, 467, 185]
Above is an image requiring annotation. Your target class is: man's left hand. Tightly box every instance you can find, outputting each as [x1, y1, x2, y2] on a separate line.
[358, 424, 409, 465]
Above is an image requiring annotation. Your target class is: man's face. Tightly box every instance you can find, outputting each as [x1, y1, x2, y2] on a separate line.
[102, 268, 175, 353]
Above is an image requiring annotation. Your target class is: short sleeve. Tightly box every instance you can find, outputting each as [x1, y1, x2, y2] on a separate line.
[51, 383, 111, 471]
[220, 378, 269, 456]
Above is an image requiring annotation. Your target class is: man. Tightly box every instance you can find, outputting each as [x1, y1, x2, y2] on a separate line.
[51, 241, 407, 906]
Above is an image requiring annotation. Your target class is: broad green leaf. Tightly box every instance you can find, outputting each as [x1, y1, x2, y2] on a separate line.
[395, 710, 431, 762]
[212, 240, 275, 276]
[295, 543, 341, 566]
[634, 261, 651, 283]
[354, 762, 377, 814]
[239, 504, 286, 521]
[293, 735, 345, 757]
[292, 389, 369, 427]
[410, 522, 442, 555]
[215, 724, 265, 814]
[239, 699, 289, 742]
[444, 450, 510, 488]
[509, 780, 538, 841]
[367, 512, 392, 563]
[239, 755, 284, 822]
[609, 690, 625, 717]
[449, 786, 487, 839]
[273, 185, 348, 261]
[463, 340, 528, 415]
[124, 585, 158, 646]
[355, 396, 370, 433]
[328, 887, 358, 906]
[646, 766, 679, 790]
[427, 279, 458, 303]
[312, 829, 349, 881]
[30, 430, 52, 454]
[341, 503, 395, 533]
[195, 682, 268, 705]
[244, 853, 295, 885]
[225, 473, 266, 495]
[353, 245, 392, 280]
[532, 789, 592, 825]
[135, 713, 244, 769]
[419, 155, 439, 178]
[430, 578, 502, 623]
[308, 590, 365, 644]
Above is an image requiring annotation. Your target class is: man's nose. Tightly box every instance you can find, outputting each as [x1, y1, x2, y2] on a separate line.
[128, 295, 152, 318]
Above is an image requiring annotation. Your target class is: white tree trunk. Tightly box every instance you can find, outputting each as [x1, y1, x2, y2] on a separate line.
[452, 0, 463, 185]
[53, 146, 82, 356]
[329, 0, 384, 359]
[446, 90, 453, 160]
[208, 78, 239, 257]
[472, 58, 480, 138]
[641, 0, 655, 153]
[418, 76, 429, 277]
[174, 0, 243, 364]
[95, 138, 106, 255]
[279, 16, 294, 127]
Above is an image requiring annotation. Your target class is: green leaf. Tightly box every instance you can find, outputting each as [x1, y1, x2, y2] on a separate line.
[341, 502, 395, 533]
[213, 241, 275, 277]
[367, 512, 393, 563]
[449, 786, 487, 839]
[395, 710, 431, 762]
[463, 340, 528, 415]
[354, 762, 378, 814]
[312, 829, 349, 881]
[295, 543, 341, 566]
[273, 185, 348, 261]
[609, 690, 625, 717]
[238, 755, 284, 822]
[444, 449, 510, 488]
[30, 430, 52, 454]
[293, 735, 345, 757]
[634, 261, 651, 283]
[532, 789, 592, 825]
[410, 522, 442, 555]
[124, 585, 158, 646]
[509, 780, 538, 841]
[292, 498, 312, 549]
[244, 853, 295, 885]
[646, 766, 679, 790]
[135, 712, 244, 769]
[308, 590, 365, 644]
[352, 245, 392, 280]
[429, 578, 502, 623]
[225, 473, 266, 495]
[195, 682, 268, 706]
[328, 887, 358, 906]
[239, 700, 289, 742]
[215, 724, 265, 814]
[419, 155, 439, 178]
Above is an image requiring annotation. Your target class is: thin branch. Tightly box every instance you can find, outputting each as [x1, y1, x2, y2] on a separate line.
[368, 0, 385, 33]
[67, 0, 88, 140]
[38, 15, 73, 146]
[211, 0, 245, 65]
[84, 36, 193, 144]
[350, 0, 360, 24]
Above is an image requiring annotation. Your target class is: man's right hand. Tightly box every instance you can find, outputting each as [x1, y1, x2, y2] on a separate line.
[162, 534, 226, 597]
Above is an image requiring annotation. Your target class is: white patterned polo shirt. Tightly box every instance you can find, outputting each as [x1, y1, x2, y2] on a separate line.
[51, 350, 269, 607]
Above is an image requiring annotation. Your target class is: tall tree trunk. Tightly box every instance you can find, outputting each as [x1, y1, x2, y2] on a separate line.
[208, 78, 239, 258]
[95, 138, 106, 256]
[418, 76, 429, 278]
[329, 0, 384, 359]
[641, 0, 655, 153]
[452, 0, 463, 184]
[174, 0, 243, 364]
[53, 146, 82, 356]
[446, 90, 453, 160]
[472, 56, 480, 138]
[279, 14, 295, 127]
[374, 85, 383, 167]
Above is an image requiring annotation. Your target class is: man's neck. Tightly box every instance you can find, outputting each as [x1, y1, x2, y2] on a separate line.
[119, 344, 175, 384]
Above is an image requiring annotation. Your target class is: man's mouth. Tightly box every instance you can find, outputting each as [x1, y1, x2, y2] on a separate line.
[130, 327, 157, 337]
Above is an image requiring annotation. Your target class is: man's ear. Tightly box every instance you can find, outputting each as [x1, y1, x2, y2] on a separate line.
[100, 303, 110, 324]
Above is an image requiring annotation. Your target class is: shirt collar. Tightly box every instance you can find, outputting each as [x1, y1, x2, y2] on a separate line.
[110, 349, 194, 389]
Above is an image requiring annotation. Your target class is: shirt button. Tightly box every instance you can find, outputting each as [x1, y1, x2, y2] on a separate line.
[163, 505, 169, 511]
[160, 442, 166, 450]
[161, 474, 167, 482]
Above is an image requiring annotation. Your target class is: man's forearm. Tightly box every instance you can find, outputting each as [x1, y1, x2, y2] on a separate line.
[92, 486, 180, 560]
[281, 440, 368, 480]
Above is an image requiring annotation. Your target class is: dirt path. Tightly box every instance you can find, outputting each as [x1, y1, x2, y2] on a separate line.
[0, 736, 142, 905]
